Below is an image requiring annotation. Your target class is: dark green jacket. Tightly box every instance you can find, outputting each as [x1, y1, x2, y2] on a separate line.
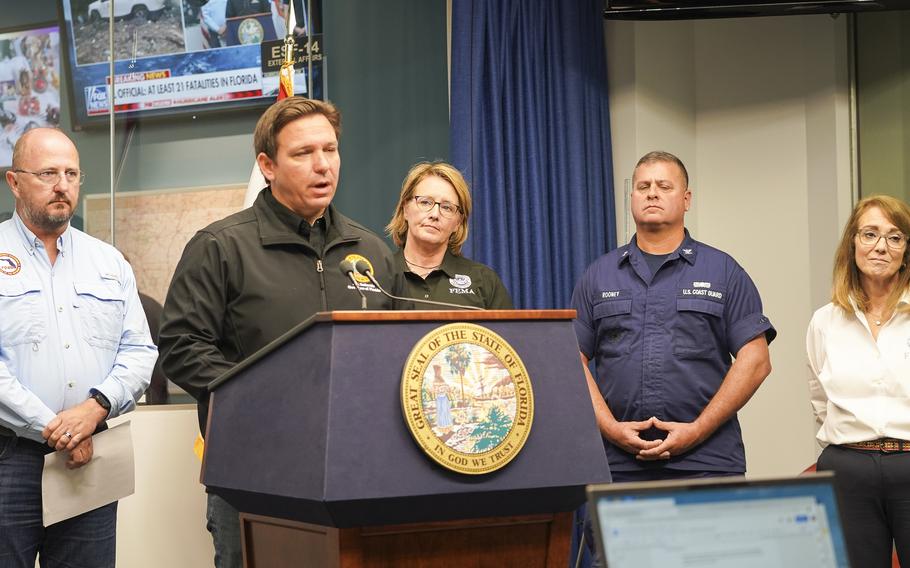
[159, 190, 398, 434]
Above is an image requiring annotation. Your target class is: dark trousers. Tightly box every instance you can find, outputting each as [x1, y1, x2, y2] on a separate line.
[0, 435, 117, 568]
[817, 445, 910, 568]
[207, 492, 242, 568]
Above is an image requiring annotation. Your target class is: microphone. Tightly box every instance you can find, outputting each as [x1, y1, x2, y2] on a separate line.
[338, 259, 368, 309]
[353, 259, 483, 311]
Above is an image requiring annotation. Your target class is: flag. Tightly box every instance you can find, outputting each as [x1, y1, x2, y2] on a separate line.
[243, 0, 297, 208]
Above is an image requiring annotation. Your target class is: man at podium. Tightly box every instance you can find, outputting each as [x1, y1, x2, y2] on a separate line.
[158, 97, 399, 568]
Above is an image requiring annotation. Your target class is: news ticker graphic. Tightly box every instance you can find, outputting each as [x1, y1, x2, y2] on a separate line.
[84, 68, 263, 115]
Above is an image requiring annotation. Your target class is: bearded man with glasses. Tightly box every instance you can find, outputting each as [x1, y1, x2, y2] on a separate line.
[0, 128, 156, 567]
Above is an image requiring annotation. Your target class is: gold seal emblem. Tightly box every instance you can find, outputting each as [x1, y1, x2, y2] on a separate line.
[237, 18, 265, 45]
[344, 253, 372, 283]
[401, 323, 533, 475]
[0, 253, 21, 276]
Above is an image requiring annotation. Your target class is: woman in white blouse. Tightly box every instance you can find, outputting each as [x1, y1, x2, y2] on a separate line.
[807, 195, 910, 568]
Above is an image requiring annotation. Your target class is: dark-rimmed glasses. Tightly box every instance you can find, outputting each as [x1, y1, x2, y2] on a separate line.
[413, 196, 462, 218]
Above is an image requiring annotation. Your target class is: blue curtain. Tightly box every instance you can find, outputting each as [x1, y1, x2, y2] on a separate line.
[450, 0, 616, 310]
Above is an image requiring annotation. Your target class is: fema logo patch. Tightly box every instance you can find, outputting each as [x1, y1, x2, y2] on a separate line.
[0, 253, 21, 276]
[449, 274, 472, 289]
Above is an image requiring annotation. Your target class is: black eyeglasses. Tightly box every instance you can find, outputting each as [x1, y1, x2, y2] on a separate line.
[413, 196, 462, 218]
[13, 169, 86, 186]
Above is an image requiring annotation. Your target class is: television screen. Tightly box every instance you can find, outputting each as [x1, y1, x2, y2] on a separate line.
[0, 25, 62, 167]
[60, 0, 324, 129]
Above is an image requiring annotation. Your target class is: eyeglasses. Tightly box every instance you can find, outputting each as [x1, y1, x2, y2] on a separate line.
[856, 229, 908, 250]
[413, 196, 462, 218]
[13, 169, 86, 186]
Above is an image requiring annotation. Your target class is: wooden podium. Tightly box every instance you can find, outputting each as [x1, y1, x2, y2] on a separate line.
[202, 310, 611, 567]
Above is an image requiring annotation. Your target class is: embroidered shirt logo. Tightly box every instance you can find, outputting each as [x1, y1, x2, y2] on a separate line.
[449, 274, 472, 289]
[448, 274, 476, 296]
[693, 281, 711, 289]
[0, 253, 21, 276]
[682, 248, 693, 255]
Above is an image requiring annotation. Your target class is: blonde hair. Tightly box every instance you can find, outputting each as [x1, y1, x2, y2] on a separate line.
[832, 195, 910, 314]
[386, 161, 472, 255]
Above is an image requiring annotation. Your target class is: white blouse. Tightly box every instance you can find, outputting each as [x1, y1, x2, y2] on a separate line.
[806, 293, 910, 446]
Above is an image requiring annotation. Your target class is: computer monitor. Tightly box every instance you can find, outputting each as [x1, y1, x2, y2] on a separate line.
[587, 472, 851, 568]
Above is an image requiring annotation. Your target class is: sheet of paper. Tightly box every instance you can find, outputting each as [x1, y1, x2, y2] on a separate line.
[42, 421, 135, 526]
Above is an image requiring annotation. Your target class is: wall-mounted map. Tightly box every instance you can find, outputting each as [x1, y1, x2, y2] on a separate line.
[84, 184, 246, 304]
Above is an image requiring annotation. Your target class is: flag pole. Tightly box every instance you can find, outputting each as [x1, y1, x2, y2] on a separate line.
[243, 0, 298, 209]
[278, 0, 296, 100]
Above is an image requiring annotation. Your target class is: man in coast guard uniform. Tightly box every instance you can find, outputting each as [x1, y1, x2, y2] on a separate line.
[0, 128, 156, 567]
[572, 151, 776, 482]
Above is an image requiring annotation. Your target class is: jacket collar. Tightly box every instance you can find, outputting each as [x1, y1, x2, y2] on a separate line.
[253, 188, 360, 247]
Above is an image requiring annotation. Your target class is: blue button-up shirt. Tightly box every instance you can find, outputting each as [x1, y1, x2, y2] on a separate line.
[0, 214, 156, 442]
[572, 230, 775, 473]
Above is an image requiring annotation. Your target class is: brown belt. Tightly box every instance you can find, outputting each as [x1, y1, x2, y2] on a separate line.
[841, 438, 910, 452]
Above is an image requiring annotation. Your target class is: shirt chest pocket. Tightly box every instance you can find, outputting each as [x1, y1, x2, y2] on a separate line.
[593, 298, 634, 358]
[0, 279, 46, 346]
[674, 298, 724, 359]
[73, 279, 125, 351]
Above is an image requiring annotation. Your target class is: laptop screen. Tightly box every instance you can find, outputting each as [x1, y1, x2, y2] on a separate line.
[587, 473, 851, 568]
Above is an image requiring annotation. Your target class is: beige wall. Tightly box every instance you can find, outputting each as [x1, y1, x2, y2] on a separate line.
[606, 15, 854, 476]
[113, 406, 213, 568]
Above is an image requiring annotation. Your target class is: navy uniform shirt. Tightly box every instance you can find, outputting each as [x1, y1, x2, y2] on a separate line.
[571, 230, 775, 473]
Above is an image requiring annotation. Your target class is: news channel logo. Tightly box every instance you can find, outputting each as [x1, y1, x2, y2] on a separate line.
[84, 85, 109, 115]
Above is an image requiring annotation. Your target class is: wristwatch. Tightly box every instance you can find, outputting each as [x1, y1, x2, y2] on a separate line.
[90, 390, 112, 416]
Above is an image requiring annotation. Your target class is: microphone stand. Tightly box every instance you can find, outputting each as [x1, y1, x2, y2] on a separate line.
[353, 260, 483, 311]
[339, 260, 368, 309]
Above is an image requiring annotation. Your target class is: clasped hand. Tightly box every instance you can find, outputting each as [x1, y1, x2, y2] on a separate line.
[607, 416, 704, 461]
[42, 399, 107, 469]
